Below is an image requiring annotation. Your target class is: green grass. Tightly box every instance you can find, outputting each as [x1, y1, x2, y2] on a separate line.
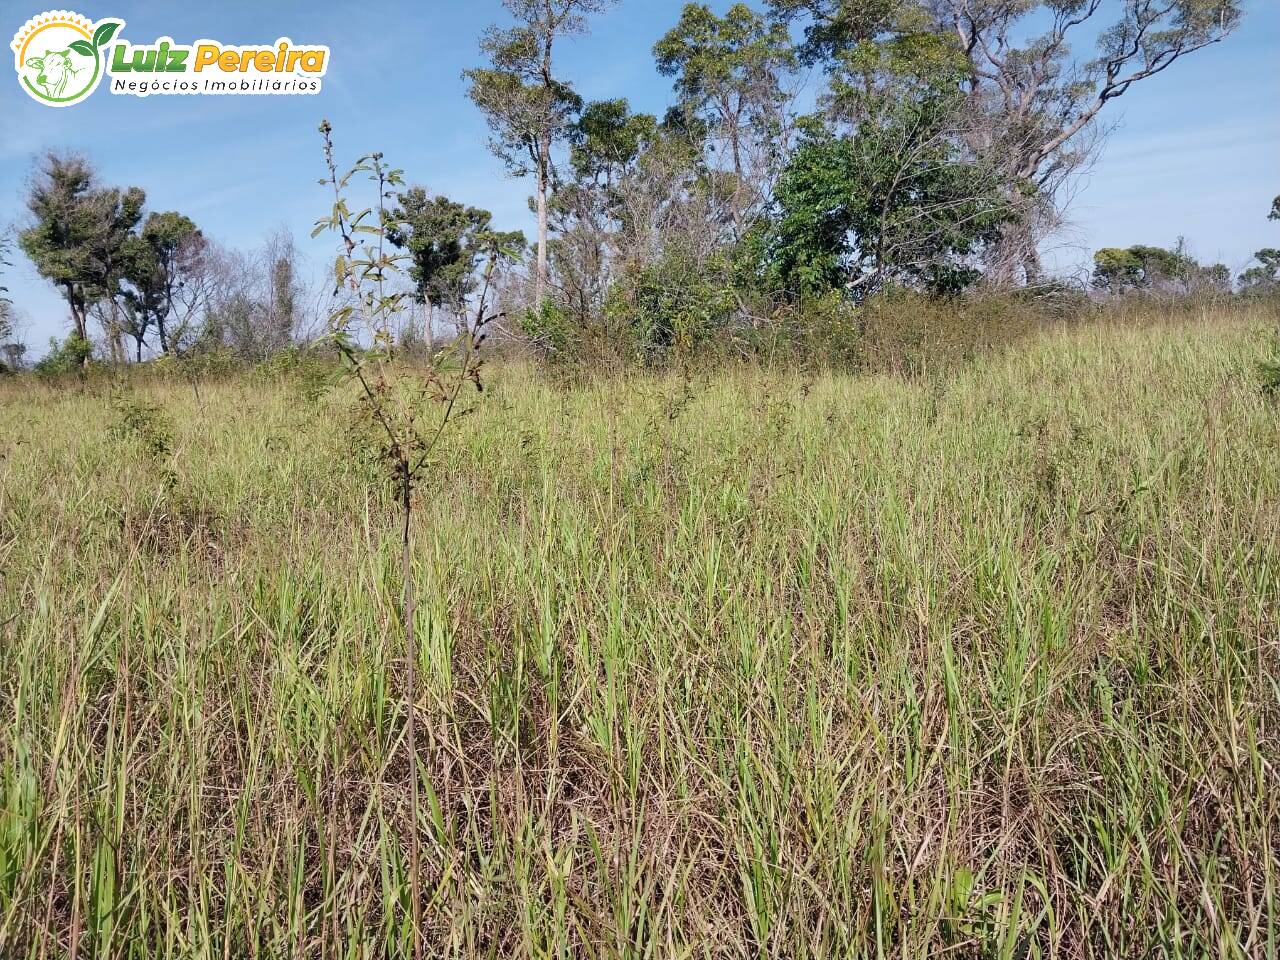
[1, 307, 1277, 957]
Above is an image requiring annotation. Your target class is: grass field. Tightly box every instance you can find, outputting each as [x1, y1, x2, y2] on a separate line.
[1, 307, 1277, 958]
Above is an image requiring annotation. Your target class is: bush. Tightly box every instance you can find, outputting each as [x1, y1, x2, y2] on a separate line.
[255, 343, 342, 402]
[520, 299, 576, 358]
[33, 333, 93, 375]
[605, 249, 738, 363]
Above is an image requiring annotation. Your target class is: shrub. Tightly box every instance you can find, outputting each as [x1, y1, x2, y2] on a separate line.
[520, 299, 576, 357]
[605, 249, 737, 362]
[33, 333, 93, 375]
[256, 343, 342, 402]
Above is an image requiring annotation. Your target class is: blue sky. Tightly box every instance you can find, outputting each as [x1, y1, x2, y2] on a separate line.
[2, 0, 1277, 348]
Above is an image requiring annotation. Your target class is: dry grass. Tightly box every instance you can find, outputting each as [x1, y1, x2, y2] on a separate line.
[0, 305, 1277, 957]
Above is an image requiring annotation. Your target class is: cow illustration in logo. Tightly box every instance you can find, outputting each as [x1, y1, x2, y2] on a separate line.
[11, 11, 123, 107]
[26, 47, 81, 98]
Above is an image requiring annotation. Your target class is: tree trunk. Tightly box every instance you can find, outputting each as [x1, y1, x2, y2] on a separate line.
[1023, 247, 1043, 287]
[535, 134, 549, 307]
[66, 284, 87, 341]
[988, 214, 1040, 288]
[107, 300, 125, 363]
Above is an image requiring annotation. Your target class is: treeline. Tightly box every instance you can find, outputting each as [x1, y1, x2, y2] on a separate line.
[2, 152, 320, 374]
[4, 0, 1274, 374]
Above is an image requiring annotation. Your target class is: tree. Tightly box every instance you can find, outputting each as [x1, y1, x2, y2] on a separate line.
[314, 122, 515, 957]
[770, 0, 1244, 284]
[19, 152, 144, 347]
[263, 228, 301, 350]
[0, 234, 22, 372]
[0, 232, 10, 344]
[568, 98, 658, 186]
[1240, 249, 1280, 293]
[1238, 195, 1280, 293]
[118, 237, 163, 360]
[120, 211, 205, 357]
[193, 234, 312, 360]
[1091, 242, 1215, 293]
[1091, 246, 1144, 293]
[757, 85, 1010, 299]
[387, 188, 524, 340]
[531, 99, 659, 333]
[0, 231, 9, 308]
[465, 0, 614, 307]
[585, 119, 734, 354]
[654, 3, 795, 197]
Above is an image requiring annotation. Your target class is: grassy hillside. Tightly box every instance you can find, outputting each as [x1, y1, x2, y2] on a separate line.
[0, 308, 1277, 957]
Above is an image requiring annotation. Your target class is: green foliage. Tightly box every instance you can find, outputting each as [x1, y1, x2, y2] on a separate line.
[386, 188, 524, 312]
[109, 392, 175, 468]
[1261, 356, 1280, 399]
[769, 0, 1242, 285]
[464, 66, 583, 179]
[654, 3, 794, 140]
[1240, 248, 1280, 294]
[519, 298, 575, 355]
[1091, 243, 1221, 294]
[256, 343, 341, 403]
[119, 210, 204, 355]
[1091, 247, 1143, 292]
[33, 333, 93, 374]
[757, 86, 1009, 299]
[463, 0, 617, 178]
[653, 1, 794, 210]
[19, 152, 145, 342]
[766, 0, 909, 65]
[607, 248, 737, 359]
[569, 98, 657, 183]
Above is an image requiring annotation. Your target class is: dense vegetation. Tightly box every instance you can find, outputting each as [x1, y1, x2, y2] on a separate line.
[2, 0, 1268, 372]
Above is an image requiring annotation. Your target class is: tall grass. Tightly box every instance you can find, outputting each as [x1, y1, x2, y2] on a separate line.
[0, 306, 1277, 957]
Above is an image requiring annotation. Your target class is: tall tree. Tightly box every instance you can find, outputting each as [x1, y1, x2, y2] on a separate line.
[19, 152, 144, 345]
[527, 100, 658, 333]
[654, 3, 795, 187]
[770, 0, 1244, 284]
[387, 187, 525, 335]
[121, 211, 204, 356]
[0, 233, 19, 371]
[263, 229, 300, 350]
[465, 0, 614, 306]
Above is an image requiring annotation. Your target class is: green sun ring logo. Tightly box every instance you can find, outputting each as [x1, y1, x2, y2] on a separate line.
[13, 13, 123, 107]
[22, 21, 116, 102]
